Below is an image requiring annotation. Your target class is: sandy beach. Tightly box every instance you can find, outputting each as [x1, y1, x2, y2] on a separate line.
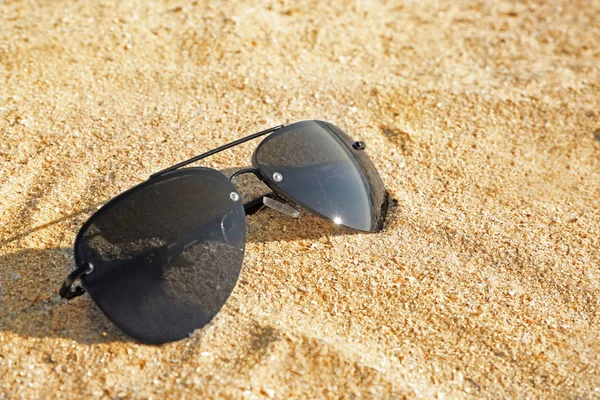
[1, 0, 599, 398]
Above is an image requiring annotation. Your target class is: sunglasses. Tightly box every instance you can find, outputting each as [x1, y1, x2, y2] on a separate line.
[59, 120, 388, 344]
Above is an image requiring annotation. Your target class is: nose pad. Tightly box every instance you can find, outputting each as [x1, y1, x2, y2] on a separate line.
[262, 196, 300, 218]
[221, 210, 243, 246]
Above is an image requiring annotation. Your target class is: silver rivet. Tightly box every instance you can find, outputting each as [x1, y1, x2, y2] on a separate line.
[273, 172, 283, 182]
[230, 192, 240, 201]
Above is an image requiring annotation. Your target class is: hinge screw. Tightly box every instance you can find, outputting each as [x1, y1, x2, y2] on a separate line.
[352, 141, 366, 150]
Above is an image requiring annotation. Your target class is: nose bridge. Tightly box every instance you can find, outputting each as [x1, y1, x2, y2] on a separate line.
[229, 167, 260, 181]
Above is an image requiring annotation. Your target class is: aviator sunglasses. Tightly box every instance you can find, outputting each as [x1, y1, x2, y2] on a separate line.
[59, 120, 388, 344]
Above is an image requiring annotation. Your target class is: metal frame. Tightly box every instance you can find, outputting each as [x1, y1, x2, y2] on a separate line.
[151, 125, 285, 216]
[150, 125, 283, 178]
[59, 263, 94, 299]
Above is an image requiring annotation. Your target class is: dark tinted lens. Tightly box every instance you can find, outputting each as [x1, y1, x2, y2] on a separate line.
[253, 120, 388, 232]
[75, 168, 246, 344]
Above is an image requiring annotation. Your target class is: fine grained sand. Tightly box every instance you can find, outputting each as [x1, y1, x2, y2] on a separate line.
[0, 0, 599, 398]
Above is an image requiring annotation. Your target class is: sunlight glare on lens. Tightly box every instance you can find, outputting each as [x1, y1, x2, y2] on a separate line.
[333, 216, 343, 225]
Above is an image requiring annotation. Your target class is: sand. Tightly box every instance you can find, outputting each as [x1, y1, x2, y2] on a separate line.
[0, 0, 599, 398]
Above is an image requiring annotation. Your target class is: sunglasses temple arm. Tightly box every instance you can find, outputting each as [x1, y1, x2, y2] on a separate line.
[150, 125, 284, 178]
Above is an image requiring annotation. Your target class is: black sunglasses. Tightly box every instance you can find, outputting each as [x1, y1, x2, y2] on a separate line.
[59, 120, 388, 344]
